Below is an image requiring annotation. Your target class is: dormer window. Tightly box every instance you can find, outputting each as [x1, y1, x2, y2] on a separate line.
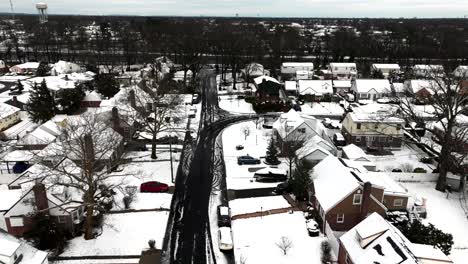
[353, 194, 362, 205]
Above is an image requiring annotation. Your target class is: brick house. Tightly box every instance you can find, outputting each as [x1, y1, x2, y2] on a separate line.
[341, 112, 404, 150]
[81, 91, 102, 108]
[253, 75, 285, 102]
[311, 156, 409, 232]
[4, 182, 84, 237]
[338, 213, 453, 264]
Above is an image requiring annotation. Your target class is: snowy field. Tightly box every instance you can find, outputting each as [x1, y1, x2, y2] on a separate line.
[219, 95, 255, 114]
[367, 143, 435, 172]
[222, 121, 289, 190]
[403, 182, 468, 263]
[232, 212, 326, 264]
[229, 196, 290, 216]
[301, 102, 344, 117]
[61, 211, 169, 256]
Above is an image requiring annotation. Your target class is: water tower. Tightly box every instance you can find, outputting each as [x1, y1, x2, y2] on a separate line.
[36, 2, 48, 24]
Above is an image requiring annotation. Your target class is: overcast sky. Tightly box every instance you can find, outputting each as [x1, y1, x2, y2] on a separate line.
[4, 0, 468, 18]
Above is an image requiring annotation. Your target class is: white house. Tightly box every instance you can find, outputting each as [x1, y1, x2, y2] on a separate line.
[0, 103, 21, 132]
[412, 64, 444, 77]
[284, 81, 297, 96]
[281, 62, 314, 75]
[296, 135, 337, 165]
[371, 63, 400, 77]
[296, 70, 311, 80]
[351, 79, 392, 101]
[298, 80, 333, 99]
[9, 62, 40, 74]
[51, 60, 81, 75]
[0, 230, 48, 264]
[341, 144, 376, 171]
[453, 65, 468, 78]
[273, 109, 327, 143]
[333, 80, 352, 94]
[329, 62, 357, 79]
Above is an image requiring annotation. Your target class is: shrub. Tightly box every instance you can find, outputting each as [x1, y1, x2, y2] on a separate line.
[320, 241, 333, 264]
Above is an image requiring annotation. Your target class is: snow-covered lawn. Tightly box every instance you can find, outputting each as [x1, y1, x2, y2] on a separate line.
[403, 182, 468, 263]
[301, 102, 344, 116]
[128, 193, 172, 210]
[222, 121, 289, 190]
[367, 143, 435, 172]
[232, 212, 326, 264]
[229, 196, 290, 216]
[219, 95, 255, 114]
[61, 211, 169, 256]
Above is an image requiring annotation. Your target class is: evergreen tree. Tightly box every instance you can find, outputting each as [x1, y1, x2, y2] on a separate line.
[95, 74, 119, 98]
[265, 136, 280, 165]
[36, 62, 50, 77]
[23, 213, 68, 253]
[16, 80, 24, 93]
[288, 160, 313, 201]
[397, 219, 453, 255]
[27, 79, 56, 123]
[57, 87, 85, 114]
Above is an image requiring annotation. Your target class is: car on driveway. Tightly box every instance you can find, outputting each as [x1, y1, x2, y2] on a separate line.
[237, 155, 261, 165]
[306, 219, 320, 237]
[218, 227, 234, 251]
[274, 182, 291, 195]
[217, 205, 231, 227]
[254, 167, 287, 182]
[140, 181, 169, 193]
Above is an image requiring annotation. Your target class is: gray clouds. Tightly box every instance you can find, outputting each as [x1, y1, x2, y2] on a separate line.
[3, 0, 467, 17]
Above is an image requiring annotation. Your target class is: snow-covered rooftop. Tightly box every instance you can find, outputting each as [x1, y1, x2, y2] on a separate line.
[406, 79, 437, 94]
[348, 112, 404, 124]
[83, 91, 102, 101]
[342, 144, 370, 161]
[0, 189, 23, 211]
[284, 81, 297, 91]
[0, 102, 20, 119]
[253, 75, 280, 85]
[332, 80, 351, 88]
[352, 79, 392, 94]
[372, 64, 400, 70]
[298, 80, 333, 95]
[18, 120, 61, 146]
[282, 62, 314, 67]
[13, 62, 40, 69]
[330, 62, 356, 67]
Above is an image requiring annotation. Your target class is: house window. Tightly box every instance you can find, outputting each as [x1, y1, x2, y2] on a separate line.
[57, 215, 67, 223]
[353, 194, 362, 205]
[374, 123, 379, 129]
[72, 211, 79, 221]
[298, 128, 306, 133]
[337, 214, 345, 223]
[394, 199, 404, 207]
[356, 123, 361, 130]
[345, 254, 352, 264]
[355, 136, 361, 142]
[396, 124, 402, 130]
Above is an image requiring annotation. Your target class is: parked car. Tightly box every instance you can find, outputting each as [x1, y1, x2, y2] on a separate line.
[237, 155, 261, 165]
[412, 197, 427, 219]
[274, 182, 291, 195]
[306, 219, 320, 237]
[218, 227, 234, 251]
[140, 181, 169, 193]
[322, 118, 332, 128]
[333, 133, 346, 147]
[13, 161, 30, 174]
[236, 145, 244, 150]
[217, 205, 231, 227]
[254, 167, 287, 182]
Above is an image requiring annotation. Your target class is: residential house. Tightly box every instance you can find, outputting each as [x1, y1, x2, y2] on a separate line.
[453, 65, 468, 78]
[244, 63, 267, 80]
[280, 62, 314, 78]
[404, 79, 437, 99]
[311, 156, 409, 232]
[284, 81, 297, 96]
[298, 80, 333, 101]
[253, 76, 285, 102]
[51, 61, 81, 75]
[370, 64, 400, 77]
[333, 80, 352, 95]
[17, 120, 61, 150]
[341, 112, 404, 149]
[328, 63, 357, 80]
[81, 91, 102, 108]
[27, 76, 78, 98]
[341, 144, 377, 171]
[273, 109, 327, 145]
[351, 79, 392, 102]
[296, 135, 337, 166]
[338, 213, 453, 264]
[0, 229, 48, 264]
[296, 70, 311, 80]
[0, 103, 21, 132]
[412, 64, 444, 78]
[9, 62, 40, 75]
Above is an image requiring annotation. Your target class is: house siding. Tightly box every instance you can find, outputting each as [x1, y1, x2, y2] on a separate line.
[338, 242, 354, 264]
[383, 195, 409, 211]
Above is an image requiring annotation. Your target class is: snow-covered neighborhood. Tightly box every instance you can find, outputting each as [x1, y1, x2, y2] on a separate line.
[0, 6, 467, 264]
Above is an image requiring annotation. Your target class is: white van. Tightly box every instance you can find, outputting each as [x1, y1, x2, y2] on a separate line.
[218, 227, 233, 251]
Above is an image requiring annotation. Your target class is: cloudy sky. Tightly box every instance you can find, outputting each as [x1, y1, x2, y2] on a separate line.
[4, 0, 468, 17]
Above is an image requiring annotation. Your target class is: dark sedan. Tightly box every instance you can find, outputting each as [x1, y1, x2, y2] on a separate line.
[237, 155, 261, 165]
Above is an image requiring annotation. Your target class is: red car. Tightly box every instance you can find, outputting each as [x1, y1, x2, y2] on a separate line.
[140, 181, 169, 193]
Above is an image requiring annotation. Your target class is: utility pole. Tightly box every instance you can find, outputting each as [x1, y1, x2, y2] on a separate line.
[170, 135, 174, 183]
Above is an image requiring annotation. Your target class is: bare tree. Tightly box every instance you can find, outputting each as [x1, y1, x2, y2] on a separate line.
[397, 69, 467, 191]
[276, 135, 306, 177]
[34, 112, 125, 240]
[401, 163, 414, 173]
[276, 236, 293, 255]
[131, 77, 184, 159]
[241, 125, 251, 140]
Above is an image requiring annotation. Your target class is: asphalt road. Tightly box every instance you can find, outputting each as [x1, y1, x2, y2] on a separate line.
[161, 69, 256, 264]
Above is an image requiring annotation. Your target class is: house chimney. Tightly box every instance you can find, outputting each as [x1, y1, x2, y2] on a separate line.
[129, 90, 136, 108]
[12, 96, 18, 108]
[360, 181, 372, 221]
[33, 183, 49, 213]
[111, 107, 120, 131]
[138, 239, 160, 264]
